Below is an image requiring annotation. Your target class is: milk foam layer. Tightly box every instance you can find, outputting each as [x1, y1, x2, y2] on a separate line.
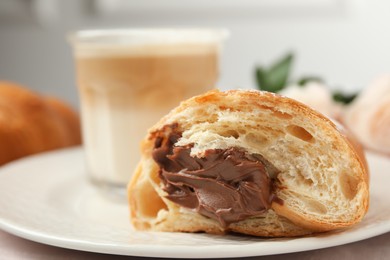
[71, 29, 227, 58]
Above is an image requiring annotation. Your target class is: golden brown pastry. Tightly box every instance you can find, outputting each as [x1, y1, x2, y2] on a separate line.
[128, 89, 369, 237]
[0, 81, 81, 166]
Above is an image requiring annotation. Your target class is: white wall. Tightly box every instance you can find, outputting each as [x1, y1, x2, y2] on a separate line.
[0, 0, 389, 107]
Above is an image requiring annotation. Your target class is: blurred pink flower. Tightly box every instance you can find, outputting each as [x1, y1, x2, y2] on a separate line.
[279, 82, 341, 120]
[343, 75, 390, 155]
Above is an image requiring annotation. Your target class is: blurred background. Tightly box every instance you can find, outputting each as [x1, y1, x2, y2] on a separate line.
[1, 0, 390, 107]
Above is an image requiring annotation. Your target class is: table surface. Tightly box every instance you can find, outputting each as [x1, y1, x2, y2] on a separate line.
[1, 229, 389, 260]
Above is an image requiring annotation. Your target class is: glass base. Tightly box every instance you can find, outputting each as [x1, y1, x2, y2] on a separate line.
[89, 176, 128, 203]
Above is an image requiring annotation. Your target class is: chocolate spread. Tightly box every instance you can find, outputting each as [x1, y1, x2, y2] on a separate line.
[152, 124, 280, 227]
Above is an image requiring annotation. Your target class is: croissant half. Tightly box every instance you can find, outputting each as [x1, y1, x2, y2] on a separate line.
[128, 89, 369, 237]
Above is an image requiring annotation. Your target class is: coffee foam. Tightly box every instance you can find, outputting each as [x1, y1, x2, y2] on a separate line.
[74, 43, 219, 58]
[70, 29, 227, 58]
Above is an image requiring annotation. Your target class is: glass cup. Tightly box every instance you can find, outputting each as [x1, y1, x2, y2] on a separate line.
[68, 28, 228, 195]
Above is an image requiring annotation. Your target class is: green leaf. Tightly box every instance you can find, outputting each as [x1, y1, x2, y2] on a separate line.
[332, 91, 358, 105]
[297, 76, 323, 87]
[266, 52, 294, 92]
[255, 52, 294, 93]
[255, 67, 268, 91]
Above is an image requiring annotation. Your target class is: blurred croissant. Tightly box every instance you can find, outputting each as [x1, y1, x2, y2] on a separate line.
[0, 81, 81, 166]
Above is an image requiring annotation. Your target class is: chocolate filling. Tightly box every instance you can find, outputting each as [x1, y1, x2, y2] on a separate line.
[152, 124, 280, 227]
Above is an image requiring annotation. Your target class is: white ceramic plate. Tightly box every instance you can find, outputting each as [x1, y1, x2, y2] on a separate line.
[0, 147, 389, 258]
